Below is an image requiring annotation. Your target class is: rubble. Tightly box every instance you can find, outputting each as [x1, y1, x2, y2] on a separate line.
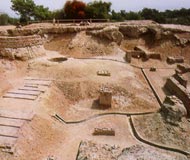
[161, 96, 187, 125]
[77, 141, 187, 160]
[76, 141, 121, 160]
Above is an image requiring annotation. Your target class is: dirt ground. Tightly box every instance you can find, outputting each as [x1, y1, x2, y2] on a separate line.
[133, 113, 190, 152]
[0, 23, 190, 160]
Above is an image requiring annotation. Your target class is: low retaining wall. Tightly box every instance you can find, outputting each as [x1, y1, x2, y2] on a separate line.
[165, 77, 190, 116]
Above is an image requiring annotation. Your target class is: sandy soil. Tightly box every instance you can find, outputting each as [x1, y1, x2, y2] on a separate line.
[133, 113, 190, 152]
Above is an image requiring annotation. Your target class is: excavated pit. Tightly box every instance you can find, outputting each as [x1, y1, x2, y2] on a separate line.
[0, 22, 190, 160]
[49, 57, 68, 63]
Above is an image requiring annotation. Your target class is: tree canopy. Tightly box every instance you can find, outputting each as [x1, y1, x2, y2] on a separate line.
[85, 0, 112, 19]
[64, 0, 86, 19]
[11, 0, 51, 22]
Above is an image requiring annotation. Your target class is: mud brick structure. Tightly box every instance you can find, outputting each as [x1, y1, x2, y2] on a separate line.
[134, 45, 161, 60]
[125, 50, 143, 59]
[165, 77, 190, 116]
[167, 56, 184, 64]
[99, 87, 112, 107]
[125, 51, 132, 63]
[173, 73, 188, 88]
[176, 64, 190, 74]
[0, 35, 45, 60]
[97, 70, 111, 76]
[93, 128, 115, 136]
[0, 35, 43, 48]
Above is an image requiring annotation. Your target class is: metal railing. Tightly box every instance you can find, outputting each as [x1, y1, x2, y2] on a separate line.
[28, 18, 109, 24]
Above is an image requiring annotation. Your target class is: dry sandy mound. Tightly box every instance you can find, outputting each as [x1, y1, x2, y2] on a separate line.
[45, 31, 125, 58]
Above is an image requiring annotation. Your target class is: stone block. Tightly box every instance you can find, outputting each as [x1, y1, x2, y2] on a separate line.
[99, 87, 112, 107]
[93, 128, 115, 136]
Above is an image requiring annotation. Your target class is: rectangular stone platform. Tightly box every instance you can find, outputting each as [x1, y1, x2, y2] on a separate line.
[25, 77, 53, 81]
[0, 117, 24, 128]
[0, 110, 34, 149]
[3, 93, 37, 100]
[24, 80, 51, 86]
[19, 87, 47, 93]
[0, 126, 19, 138]
[24, 84, 39, 88]
[7, 89, 41, 96]
[0, 110, 34, 121]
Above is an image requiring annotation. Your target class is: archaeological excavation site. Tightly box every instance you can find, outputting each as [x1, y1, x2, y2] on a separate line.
[0, 20, 190, 160]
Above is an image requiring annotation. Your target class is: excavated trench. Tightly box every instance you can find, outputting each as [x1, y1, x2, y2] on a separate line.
[0, 23, 190, 160]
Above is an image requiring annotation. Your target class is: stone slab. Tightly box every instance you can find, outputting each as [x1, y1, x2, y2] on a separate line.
[24, 84, 39, 88]
[0, 126, 19, 138]
[25, 77, 52, 81]
[19, 87, 47, 93]
[3, 93, 37, 100]
[0, 110, 34, 121]
[7, 90, 41, 96]
[24, 80, 51, 86]
[0, 117, 24, 128]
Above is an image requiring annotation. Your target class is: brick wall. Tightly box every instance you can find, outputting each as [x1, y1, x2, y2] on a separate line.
[0, 35, 43, 48]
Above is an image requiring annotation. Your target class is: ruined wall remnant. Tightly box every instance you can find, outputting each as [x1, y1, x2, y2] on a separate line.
[87, 26, 124, 45]
[173, 73, 188, 88]
[119, 25, 148, 38]
[161, 96, 187, 125]
[126, 50, 143, 59]
[125, 51, 132, 63]
[134, 45, 161, 60]
[165, 77, 190, 116]
[0, 35, 45, 60]
[167, 56, 184, 64]
[99, 87, 112, 107]
[93, 128, 115, 136]
[176, 64, 190, 74]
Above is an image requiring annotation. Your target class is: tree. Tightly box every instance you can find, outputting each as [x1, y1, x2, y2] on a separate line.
[85, 0, 112, 19]
[52, 9, 65, 19]
[11, 0, 52, 22]
[64, 0, 86, 19]
[34, 5, 52, 20]
[0, 13, 9, 25]
[11, 0, 36, 22]
[140, 8, 165, 23]
[125, 11, 141, 20]
[111, 10, 125, 21]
